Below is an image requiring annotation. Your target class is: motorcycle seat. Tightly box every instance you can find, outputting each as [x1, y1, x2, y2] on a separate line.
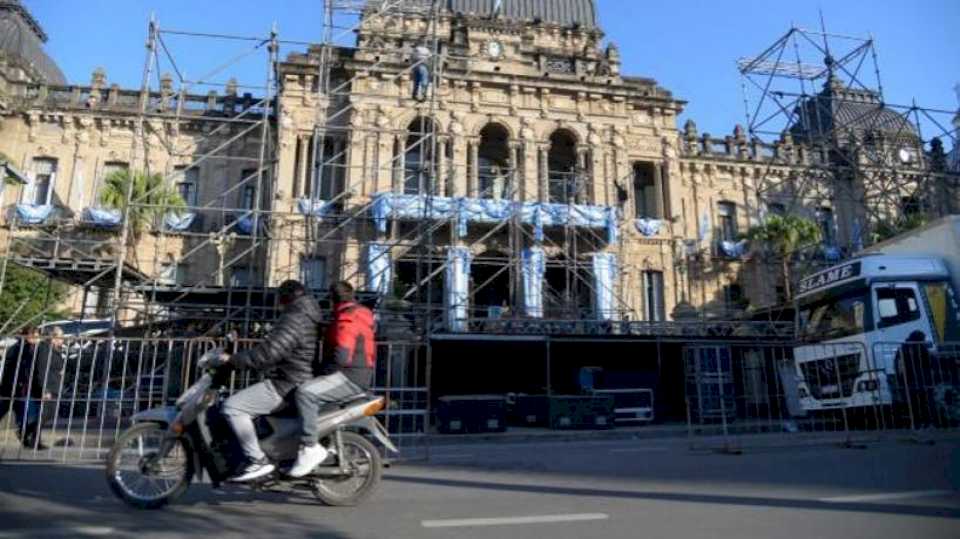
[268, 392, 376, 419]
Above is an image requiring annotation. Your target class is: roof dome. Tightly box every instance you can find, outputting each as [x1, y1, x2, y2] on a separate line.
[790, 74, 917, 144]
[368, 0, 599, 29]
[0, 0, 67, 85]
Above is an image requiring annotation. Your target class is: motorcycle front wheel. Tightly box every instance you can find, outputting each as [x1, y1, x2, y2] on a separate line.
[313, 431, 383, 506]
[106, 422, 194, 509]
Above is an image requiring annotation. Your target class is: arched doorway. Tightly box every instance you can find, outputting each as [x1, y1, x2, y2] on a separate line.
[471, 250, 512, 317]
[478, 124, 511, 199]
[403, 117, 436, 195]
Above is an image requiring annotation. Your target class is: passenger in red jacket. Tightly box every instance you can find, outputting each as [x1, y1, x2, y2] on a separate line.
[288, 280, 376, 477]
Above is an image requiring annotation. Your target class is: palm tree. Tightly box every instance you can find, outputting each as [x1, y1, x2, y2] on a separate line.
[99, 169, 185, 246]
[746, 214, 821, 301]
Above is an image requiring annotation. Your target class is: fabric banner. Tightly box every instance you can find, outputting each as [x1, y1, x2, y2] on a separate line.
[521, 247, 546, 318]
[592, 252, 618, 321]
[444, 246, 473, 332]
[81, 207, 122, 227]
[15, 204, 53, 225]
[635, 218, 663, 237]
[297, 198, 335, 218]
[371, 193, 618, 242]
[164, 212, 196, 231]
[719, 239, 749, 258]
[366, 243, 392, 296]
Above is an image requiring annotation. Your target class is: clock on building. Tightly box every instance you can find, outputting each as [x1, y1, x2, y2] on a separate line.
[486, 40, 504, 60]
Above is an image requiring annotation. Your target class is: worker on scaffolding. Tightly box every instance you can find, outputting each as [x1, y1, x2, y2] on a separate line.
[411, 39, 432, 102]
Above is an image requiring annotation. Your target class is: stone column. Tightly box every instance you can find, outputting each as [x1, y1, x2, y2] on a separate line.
[538, 145, 549, 202]
[508, 142, 520, 200]
[437, 136, 449, 197]
[468, 139, 480, 198]
[394, 134, 405, 193]
[653, 162, 666, 219]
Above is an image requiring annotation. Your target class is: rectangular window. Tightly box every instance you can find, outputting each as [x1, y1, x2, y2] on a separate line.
[175, 167, 199, 207]
[717, 201, 737, 242]
[301, 256, 328, 291]
[240, 185, 256, 210]
[633, 162, 660, 219]
[643, 270, 665, 322]
[818, 207, 835, 246]
[876, 287, 922, 329]
[30, 157, 57, 205]
[240, 169, 258, 209]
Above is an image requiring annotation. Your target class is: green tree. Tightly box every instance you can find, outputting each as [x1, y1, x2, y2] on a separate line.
[98, 169, 185, 246]
[0, 265, 69, 333]
[746, 214, 822, 301]
[872, 213, 929, 243]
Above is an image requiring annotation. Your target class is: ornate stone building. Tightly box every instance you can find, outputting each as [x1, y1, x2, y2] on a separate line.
[0, 0, 956, 329]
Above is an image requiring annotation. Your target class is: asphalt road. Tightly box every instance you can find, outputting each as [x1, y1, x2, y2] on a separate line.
[1, 437, 958, 539]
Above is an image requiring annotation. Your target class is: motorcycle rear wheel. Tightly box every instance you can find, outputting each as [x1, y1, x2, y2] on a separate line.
[106, 422, 193, 509]
[312, 431, 382, 506]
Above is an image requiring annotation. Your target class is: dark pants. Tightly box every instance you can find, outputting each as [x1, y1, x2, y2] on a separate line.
[1, 398, 42, 446]
[295, 373, 365, 446]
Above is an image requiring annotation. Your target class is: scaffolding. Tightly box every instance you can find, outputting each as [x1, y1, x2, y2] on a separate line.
[735, 22, 958, 267]
[0, 0, 646, 339]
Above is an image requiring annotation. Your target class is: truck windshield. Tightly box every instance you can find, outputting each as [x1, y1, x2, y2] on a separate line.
[798, 290, 869, 341]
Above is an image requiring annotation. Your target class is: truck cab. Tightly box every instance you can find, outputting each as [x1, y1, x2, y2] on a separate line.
[794, 255, 960, 411]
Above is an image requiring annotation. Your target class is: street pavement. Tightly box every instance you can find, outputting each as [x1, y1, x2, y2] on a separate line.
[0, 437, 958, 539]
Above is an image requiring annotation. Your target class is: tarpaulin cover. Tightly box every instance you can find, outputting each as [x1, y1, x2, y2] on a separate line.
[592, 252, 618, 321]
[444, 246, 472, 332]
[366, 243, 392, 296]
[521, 247, 546, 318]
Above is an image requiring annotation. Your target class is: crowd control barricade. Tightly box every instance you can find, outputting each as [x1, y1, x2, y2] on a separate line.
[0, 335, 428, 462]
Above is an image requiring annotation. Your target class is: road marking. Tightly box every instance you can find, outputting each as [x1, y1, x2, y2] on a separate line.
[609, 447, 668, 453]
[422, 513, 609, 528]
[819, 490, 953, 503]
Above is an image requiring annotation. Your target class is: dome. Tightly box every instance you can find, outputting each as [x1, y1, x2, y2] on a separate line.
[368, 0, 599, 29]
[790, 75, 917, 144]
[0, 0, 67, 85]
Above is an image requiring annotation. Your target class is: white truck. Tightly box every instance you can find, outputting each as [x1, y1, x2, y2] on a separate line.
[793, 216, 960, 415]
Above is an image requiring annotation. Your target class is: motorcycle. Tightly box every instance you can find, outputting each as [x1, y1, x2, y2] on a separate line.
[105, 346, 397, 509]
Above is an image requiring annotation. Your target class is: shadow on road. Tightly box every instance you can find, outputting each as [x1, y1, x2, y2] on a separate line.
[385, 474, 960, 520]
[0, 462, 354, 538]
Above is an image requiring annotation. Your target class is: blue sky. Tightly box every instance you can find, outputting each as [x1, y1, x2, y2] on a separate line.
[27, 0, 960, 139]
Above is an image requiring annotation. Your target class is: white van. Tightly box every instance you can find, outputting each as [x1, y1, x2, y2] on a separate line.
[793, 255, 960, 411]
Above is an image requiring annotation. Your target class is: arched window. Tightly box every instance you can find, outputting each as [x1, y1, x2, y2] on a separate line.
[404, 117, 435, 195]
[547, 129, 581, 204]
[478, 124, 511, 199]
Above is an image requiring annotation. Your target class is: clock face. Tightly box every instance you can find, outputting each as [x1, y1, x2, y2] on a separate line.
[898, 147, 912, 164]
[486, 41, 503, 59]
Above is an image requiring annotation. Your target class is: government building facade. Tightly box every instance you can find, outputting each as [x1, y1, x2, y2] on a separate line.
[1, 0, 957, 332]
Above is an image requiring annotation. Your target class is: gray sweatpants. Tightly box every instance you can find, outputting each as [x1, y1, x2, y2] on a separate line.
[295, 372, 365, 446]
[222, 380, 284, 461]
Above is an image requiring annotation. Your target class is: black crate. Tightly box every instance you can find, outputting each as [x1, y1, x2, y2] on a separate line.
[511, 395, 550, 427]
[549, 395, 616, 430]
[436, 395, 508, 434]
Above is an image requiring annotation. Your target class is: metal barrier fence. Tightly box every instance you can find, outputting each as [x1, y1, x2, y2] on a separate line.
[684, 341, 960, 452]
[0, 335, 428, 462]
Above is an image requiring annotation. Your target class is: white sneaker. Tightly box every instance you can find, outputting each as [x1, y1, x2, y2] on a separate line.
[230, 459, 276, 482]
[288, 444, 328, 478]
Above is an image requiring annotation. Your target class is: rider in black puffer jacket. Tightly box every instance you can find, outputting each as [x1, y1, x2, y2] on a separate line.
[221, 280, 324, 482]
[229, 290, 322, 395]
